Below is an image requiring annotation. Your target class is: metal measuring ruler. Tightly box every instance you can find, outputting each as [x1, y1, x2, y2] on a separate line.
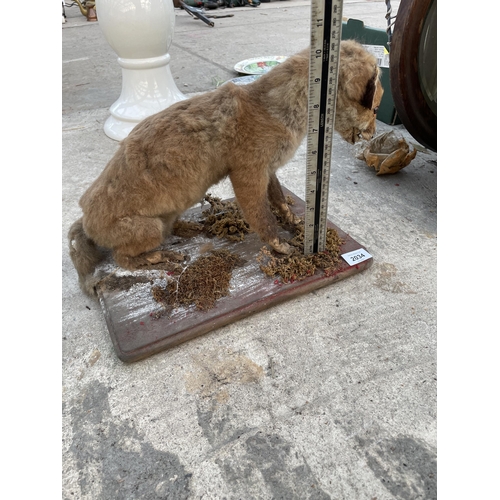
[304, 0, 344, 255]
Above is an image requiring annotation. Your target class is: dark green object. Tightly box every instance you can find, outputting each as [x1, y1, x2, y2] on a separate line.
[342, 18, 400, 125]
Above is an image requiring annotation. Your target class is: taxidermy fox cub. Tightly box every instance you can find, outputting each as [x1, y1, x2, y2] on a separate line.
[69, 40, 383, 296]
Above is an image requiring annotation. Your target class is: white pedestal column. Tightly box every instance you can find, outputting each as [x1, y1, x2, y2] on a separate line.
[97, 0, 186, 141]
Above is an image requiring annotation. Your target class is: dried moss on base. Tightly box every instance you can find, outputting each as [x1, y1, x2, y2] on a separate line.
[152, 249, 241, 312]
[257, 225, 344, 283]
[201, 194, 250, 241]
[150, 194, 344, 313]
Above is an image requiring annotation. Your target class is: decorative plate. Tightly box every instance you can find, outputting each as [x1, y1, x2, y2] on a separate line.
[233, 56, 288, 75]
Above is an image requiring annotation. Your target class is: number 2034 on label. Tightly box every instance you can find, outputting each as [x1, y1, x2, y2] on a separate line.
[341, 248, 372, 266]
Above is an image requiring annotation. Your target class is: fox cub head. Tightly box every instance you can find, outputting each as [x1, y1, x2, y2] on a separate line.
[336, 40, 384, 144]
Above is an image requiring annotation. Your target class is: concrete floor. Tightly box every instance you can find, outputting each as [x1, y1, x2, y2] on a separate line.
[62, 1, 437, 498]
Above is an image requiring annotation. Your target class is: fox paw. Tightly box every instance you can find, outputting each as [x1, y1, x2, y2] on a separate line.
[116, 250, 188, 270]
[288, 213, 302, 225]
[269, 238, 292, 255]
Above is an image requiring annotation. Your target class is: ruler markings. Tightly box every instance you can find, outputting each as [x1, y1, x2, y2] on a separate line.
[304, 0, 344, 255]
[314, 0, 332, 254]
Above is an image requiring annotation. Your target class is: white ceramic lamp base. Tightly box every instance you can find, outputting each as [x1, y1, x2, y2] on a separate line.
[97, 0, 186, 141]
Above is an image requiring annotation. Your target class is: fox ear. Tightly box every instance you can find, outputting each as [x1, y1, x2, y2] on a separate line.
[360, 70, 378, 110]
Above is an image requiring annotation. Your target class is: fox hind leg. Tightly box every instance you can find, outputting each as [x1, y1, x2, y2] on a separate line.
[109, 215, 168, 269]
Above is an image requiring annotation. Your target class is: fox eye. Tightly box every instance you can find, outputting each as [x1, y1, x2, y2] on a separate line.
[373, 107, 379, 115]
